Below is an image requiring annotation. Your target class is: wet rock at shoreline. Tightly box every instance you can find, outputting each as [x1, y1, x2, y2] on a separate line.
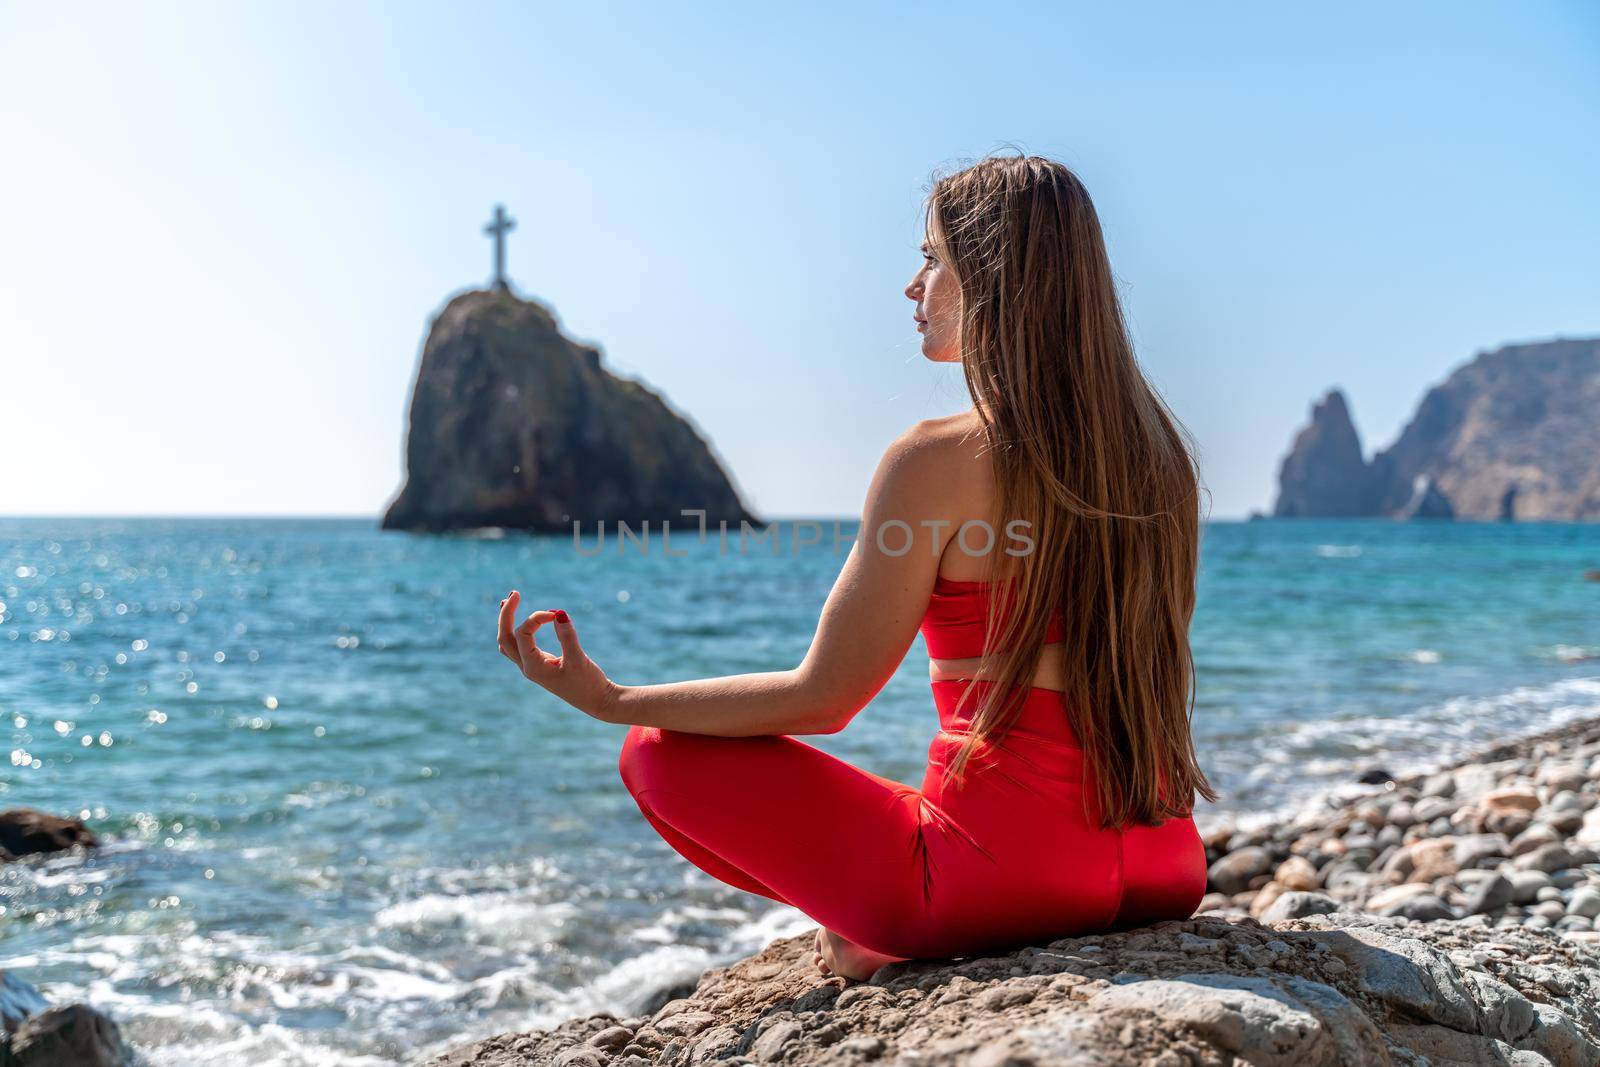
[0, 808, 98, 861]
[1, 971, 136, 1067]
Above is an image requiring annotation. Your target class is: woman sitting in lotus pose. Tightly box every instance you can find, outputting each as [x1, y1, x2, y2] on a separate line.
[496, 151, 1218, 982]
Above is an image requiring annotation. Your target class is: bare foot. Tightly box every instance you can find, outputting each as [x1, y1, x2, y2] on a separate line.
[812, 928, 832, 977]
[814, 926, 909, 982]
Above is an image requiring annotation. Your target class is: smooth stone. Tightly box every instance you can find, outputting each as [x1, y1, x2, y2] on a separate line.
[1366, 883, 1438, 914]
[1209, 847, 1273, 896]
[1274, 856, 1322, 891]
[1413, 797, 1458, 823]
[1509, 823, 1561, 856]
[1463, 873, 1515, 916]
[1532, 901, 1567, 923]
[1551, 868, 1589, 889]
[1420, 773, 1456, 799]
[1508, 870, 1552, 905]
[1258, 891, 1341, 924]
[1482, 809, 1534, 837]
[1407, 838, 1461, 882]
[1536, 763, 1587, 793]
[1513, 844, 1575, 873]
[1344, 845, 1379, 869]
[1481, 788, 1541, 815]
[1548, 790, 1585, 813]
[1453, 834, 1509, 867]
[1392, 894, 1457, 922]
[1568, 885, 1600, 919]
[1545, 811, 1585, 835]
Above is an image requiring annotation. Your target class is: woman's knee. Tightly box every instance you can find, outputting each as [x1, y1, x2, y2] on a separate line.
[618, 726, 792, 800]
[617, 724, 662, 795]
[618, 724, 711, 795]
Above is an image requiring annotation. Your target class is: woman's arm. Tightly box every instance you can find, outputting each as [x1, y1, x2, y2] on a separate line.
[609, 423, 964, 735]
[499, 421, 974, 736]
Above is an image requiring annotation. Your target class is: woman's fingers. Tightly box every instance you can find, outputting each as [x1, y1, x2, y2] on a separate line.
[498, 592, 522, 664]
[498, 595, 606, 716]
[550, 609, 585, 663]
[514, 607, 562, 680]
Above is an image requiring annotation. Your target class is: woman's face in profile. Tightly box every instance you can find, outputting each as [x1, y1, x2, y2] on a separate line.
[905, 224, 961, 364]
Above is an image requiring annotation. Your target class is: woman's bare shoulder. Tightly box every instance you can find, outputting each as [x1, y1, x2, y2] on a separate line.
[885, 410, 987, 457]
[874, 411, 994, 513]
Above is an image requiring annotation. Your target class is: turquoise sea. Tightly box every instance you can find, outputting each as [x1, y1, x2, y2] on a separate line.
[2, 517, 1597, 1065]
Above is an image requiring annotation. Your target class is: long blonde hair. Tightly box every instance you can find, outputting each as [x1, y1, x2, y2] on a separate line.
[928, 151, 1218, 828]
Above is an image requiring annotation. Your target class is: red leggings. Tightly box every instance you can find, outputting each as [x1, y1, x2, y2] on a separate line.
[617, 679, 1207, 961]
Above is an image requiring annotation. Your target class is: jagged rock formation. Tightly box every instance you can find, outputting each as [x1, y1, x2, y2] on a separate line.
[425, 718, 1600, 1066]
[1273, 391, 1377, 518]
[1273, 337, 1600, 520]
[383, 289, 759, 533]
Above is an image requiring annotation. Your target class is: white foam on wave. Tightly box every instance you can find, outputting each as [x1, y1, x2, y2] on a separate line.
[630, 903, 749, 944]
[135, 1023, 397, 1067]
[1541, 644, 1600, 664]
[375, 888, 580, 948]
[404, 942, 719, 1064]
[408, 895, 823, 1060]
[723, 903, 820, 956]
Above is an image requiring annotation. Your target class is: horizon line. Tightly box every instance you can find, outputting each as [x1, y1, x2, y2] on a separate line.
[0, 511, 1261, 523]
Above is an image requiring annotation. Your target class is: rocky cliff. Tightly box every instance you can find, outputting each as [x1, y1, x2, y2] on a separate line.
[1273, 337, 1600, 521]
[383, 289, 759, 533]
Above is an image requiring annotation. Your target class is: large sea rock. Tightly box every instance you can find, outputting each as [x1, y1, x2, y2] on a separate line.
[383, 289, 759, 534]
[423, 912, 1600, 1066]
[1274, 336, 1600, 520]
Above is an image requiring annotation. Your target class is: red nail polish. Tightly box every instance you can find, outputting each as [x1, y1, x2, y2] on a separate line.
[554, 610, 570, 624]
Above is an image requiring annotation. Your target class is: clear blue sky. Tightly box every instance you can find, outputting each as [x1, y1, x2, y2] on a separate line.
[3, 1, 1595, 520]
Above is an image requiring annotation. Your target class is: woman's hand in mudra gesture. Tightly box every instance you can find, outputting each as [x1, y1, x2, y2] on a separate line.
[497, 590, 619, 722]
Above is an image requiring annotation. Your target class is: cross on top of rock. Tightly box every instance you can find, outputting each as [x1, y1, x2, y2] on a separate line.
[484, 204, 516, 292]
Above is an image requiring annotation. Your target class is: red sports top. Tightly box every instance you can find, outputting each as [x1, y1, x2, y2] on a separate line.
[919, 575, 1065, 659]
